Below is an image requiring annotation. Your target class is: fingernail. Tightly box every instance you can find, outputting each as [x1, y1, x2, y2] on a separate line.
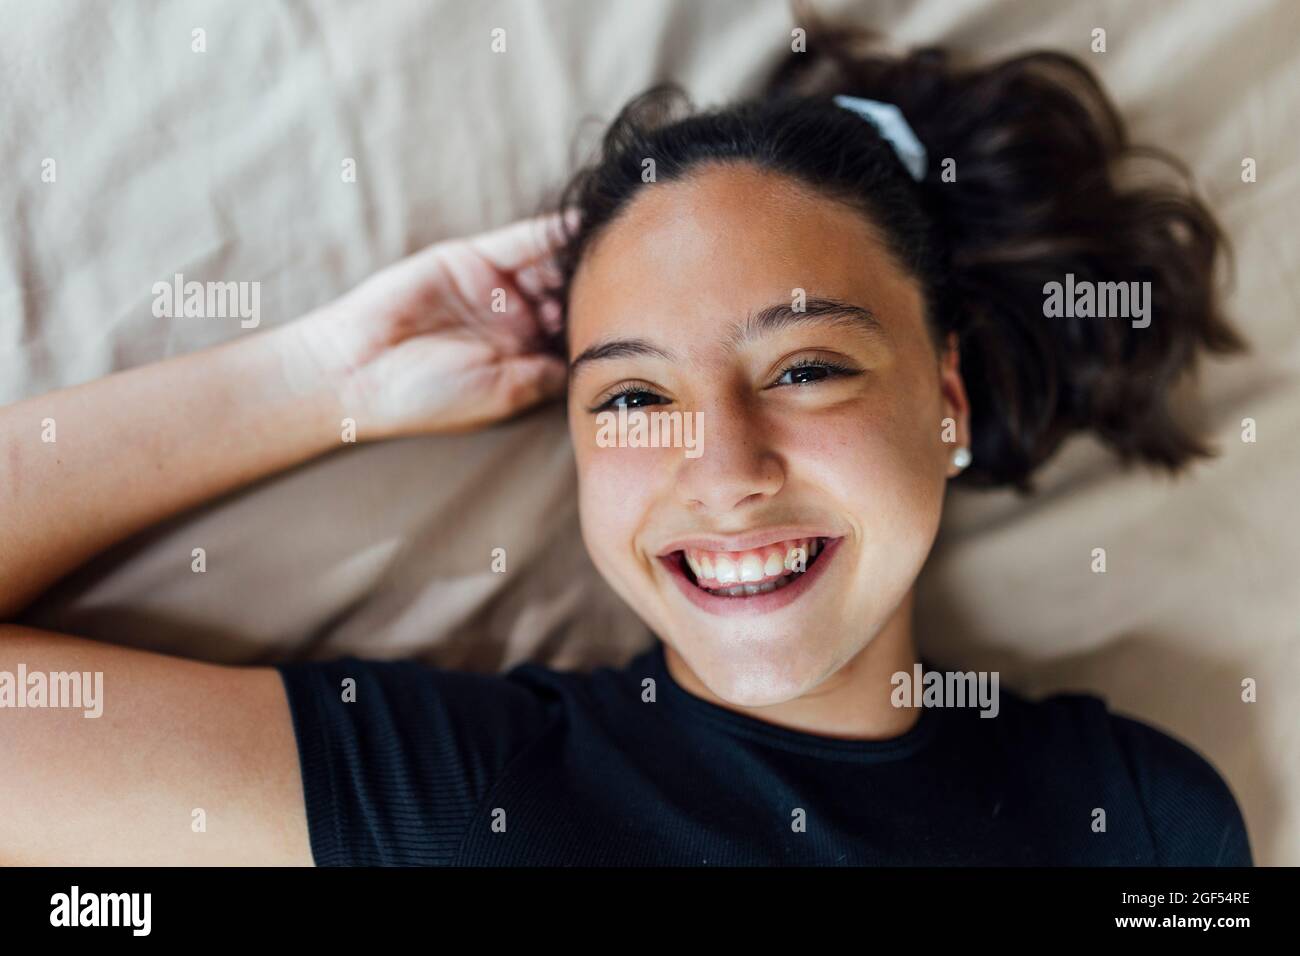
[540, 300, 562, 329]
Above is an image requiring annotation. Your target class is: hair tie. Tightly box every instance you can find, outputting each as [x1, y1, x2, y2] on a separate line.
[832, 94, 928, 182]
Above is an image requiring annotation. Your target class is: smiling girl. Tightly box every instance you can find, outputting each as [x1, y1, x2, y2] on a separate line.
[0, 22, 1251, 865]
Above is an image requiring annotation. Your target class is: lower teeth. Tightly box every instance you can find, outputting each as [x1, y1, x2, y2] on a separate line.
[705, 575, 794, 597]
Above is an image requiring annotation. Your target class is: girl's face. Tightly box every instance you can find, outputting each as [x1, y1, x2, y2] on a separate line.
[566, 163, 969, 706]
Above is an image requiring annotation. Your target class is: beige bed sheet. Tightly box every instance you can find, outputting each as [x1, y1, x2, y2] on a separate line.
[2, 0, 1296, 863]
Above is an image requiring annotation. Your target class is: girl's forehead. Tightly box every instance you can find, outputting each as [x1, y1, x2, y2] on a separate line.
[566, 170, 919, 359]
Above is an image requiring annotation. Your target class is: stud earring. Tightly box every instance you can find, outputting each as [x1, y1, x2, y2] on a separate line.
[951, 446, 972, 470]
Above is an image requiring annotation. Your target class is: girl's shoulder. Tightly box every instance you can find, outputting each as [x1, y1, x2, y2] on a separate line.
[992, 685, 1253, 865]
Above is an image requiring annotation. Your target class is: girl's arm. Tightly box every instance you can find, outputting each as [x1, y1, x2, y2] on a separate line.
[0, 214, 569, 864]
[0, 341, 336, 863]
[0, 213, 569, 620]
[0, 323, 343, 619]
[0, 623, 312, 864]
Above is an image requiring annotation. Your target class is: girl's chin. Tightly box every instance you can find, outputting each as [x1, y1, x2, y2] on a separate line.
[665, 631, 842, 706]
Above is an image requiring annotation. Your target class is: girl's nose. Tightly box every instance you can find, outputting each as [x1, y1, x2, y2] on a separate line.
[674, 401, 784, 513]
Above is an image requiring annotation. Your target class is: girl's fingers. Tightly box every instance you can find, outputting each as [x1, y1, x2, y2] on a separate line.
[493, 354, 569, 418]
[538, 299, 563, 335]
[466, 208, 579, 271]
[514, 261, 547, 298]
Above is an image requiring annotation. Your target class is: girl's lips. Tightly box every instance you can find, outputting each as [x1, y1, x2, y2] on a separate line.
[658, 536, 843, 616]
[656, 527, 839, 555]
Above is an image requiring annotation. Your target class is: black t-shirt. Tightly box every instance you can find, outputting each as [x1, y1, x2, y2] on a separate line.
[274, 642, 1252, 866]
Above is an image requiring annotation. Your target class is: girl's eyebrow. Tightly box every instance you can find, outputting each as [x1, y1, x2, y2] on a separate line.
[738, 296, 885, 345]
[569, 338, 677, 374]
[568, 296, 885, 374]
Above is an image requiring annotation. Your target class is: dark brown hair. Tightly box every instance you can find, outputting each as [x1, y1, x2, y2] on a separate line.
[542, 9, 1246, 491]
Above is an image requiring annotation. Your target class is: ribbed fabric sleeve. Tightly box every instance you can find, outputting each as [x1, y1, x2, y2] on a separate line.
[276, 655, 558, 866]
[1108, 714, 1253, 865]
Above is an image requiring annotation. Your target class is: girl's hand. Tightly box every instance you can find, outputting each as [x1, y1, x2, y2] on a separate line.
[293, 212, 572, 439]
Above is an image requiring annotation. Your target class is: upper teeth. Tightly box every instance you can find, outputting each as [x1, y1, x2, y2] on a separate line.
[683, 537, 824, 590]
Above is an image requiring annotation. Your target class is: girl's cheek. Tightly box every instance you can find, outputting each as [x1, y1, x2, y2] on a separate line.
[768, 400, 891, 485]
[773, 398, 942, 525]
[575, 442, 677, 560]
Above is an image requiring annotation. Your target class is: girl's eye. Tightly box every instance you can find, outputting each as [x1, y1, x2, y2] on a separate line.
[591, 385, 669, 413]
[772, 358, 859, 387]
[589, 359, 857, 412]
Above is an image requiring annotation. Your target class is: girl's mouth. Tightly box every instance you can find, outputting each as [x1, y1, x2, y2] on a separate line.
[658, 536, 842, 616]
[680, 537, 828, 595]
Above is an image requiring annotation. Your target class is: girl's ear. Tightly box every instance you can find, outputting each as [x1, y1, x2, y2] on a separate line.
[938, 331, 971, 473]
